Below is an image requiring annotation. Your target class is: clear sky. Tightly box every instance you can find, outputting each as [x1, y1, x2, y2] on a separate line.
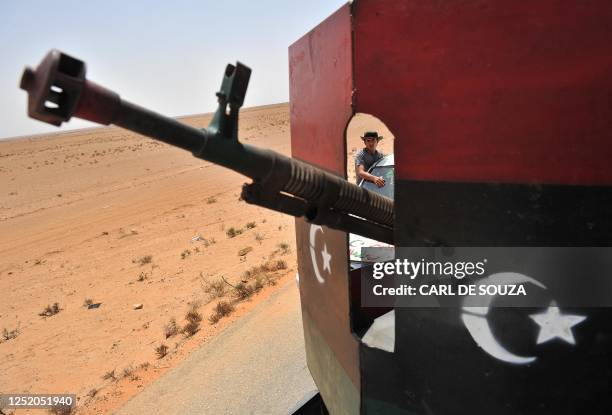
[0, 0, 346, 140]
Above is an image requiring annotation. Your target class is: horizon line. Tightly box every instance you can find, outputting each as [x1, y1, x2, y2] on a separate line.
[0, 101, 289, 143]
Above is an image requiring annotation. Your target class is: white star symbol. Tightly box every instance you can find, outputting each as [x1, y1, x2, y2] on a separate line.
[529, 302, 586, 346]
[321, 244, 332, 273]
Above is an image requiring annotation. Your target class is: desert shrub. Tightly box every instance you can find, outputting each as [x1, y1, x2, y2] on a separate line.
[182, 321, 200, 337]
[202, 237, 216, 247]
[102, 369, 116, 381]
[83, 298, 93, 307]
[246, 221, 257, 229]
[49, 404, 74, 415]
[39, 303, 61, 317]
[1, 327, 19, 343]
[202, 277, 226, 298]
[242, 265, 261, 280]
[226, 227, 243, 238]
[133, 255, 152, 266]
[185, 306, 202, 324]
[268, 259, 287, 271]
[155, 344, 169, 359]
[87, 388, 98, 398]
[206, 196, 217, 204]
[181, 249, 191, 259]
[208, 301, 234, 324]
[253, 277, 264, 292]
[234, 282, 254, 300]
[254, 233, 264, 244]
[164, 318, 179, 339]
[238, 246, 253, 257]
[122, 365, 134, 378]
[242, 259, 287, 279]
[278, 242, 290, 254]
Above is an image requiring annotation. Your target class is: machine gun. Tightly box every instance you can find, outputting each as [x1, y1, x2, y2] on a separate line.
[20, 50, 394, 244]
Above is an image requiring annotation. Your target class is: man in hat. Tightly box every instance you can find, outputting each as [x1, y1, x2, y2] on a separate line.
[354, 131, 386, 187]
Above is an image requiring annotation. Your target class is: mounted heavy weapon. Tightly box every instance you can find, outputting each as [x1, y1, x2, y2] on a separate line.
[20, 49, 394, 245]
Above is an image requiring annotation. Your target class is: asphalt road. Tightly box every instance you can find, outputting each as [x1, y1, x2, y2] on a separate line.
[116, 279, 316, 415]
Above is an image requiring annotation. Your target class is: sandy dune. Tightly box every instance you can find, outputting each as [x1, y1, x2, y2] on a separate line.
[0, 104, 391, 414]
[0, 103, 297, 414]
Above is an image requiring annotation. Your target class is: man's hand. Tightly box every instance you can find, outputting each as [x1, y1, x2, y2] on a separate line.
[356, 164, 385, 187]
[373, 176, 386, 187]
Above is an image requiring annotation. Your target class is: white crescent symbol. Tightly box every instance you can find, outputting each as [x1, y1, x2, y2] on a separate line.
[309, 225, 326, 284]
[461, 272, 546, 365]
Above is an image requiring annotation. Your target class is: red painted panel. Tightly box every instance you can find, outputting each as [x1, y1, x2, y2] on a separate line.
[290, 4, 353, 174]
[289, 3, 361, 394]
[353, 0, 612, 185]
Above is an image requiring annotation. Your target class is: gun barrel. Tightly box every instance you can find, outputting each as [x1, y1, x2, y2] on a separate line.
[20, 50, 394, 244]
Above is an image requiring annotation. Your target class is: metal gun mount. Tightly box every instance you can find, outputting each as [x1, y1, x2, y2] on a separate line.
[20, 50, 394, 244]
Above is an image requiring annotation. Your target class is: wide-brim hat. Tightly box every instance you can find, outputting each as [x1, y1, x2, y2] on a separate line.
[361, 131, 383, 140]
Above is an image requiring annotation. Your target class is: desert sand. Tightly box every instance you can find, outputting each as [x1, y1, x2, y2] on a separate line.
[0, 104, 392, 414]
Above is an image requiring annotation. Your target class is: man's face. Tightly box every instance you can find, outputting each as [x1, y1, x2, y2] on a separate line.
[364, 137, 378, 152]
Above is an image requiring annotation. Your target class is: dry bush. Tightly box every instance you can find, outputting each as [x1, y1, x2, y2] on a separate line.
[238, 246, 253, 257]
[245, 221, 257, 229]
[268, 259, 288, 271]
[181, 249, 191, 259]
[155, 344, 169, 359]
[83, 298, 93, 307]
[234, 282, 254, 300]
[253, 277, 264, 292]
[87, 388, 98, 398]
[208, 301, 235, 324]
[1, 327, 20, 343]
[39, 303, 61, 317]
[164, 318, 179, 339]
[102, 369, 116, 381]
[202, 276, 226, 298]
[202, 237, 216, 247]
[185, 306, 202, 324]
[242, 259, 287, 281]
[278, 242, 290, 254]
[137, 272, 147, 282]
[242, 265, 263, 280]
[182, 321, 200, 337]
[133, 255, 152, 266]
[49, 405, 74, 415]
[206, 196, 217, 204]
[50, 302, 61, 314]
[226, 227, 243, 238]
[254, 233, 264, 244]
[122, 365, 134, 378]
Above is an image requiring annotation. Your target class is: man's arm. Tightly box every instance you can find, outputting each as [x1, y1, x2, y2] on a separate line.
[357, 164, 386, 187]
